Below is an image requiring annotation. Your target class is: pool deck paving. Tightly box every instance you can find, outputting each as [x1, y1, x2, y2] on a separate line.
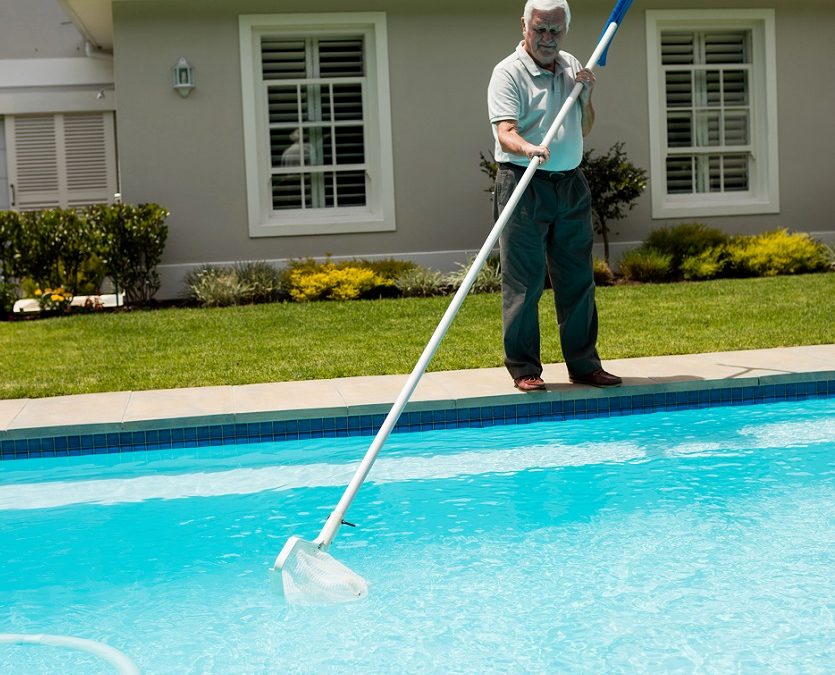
[1, 344, 834, 442]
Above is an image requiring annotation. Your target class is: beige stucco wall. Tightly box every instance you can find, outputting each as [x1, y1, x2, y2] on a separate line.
[110, 0, 834, 296]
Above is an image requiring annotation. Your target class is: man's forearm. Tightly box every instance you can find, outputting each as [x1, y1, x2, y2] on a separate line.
[495, 120, 550, 161]
[581, 99, 595, 137]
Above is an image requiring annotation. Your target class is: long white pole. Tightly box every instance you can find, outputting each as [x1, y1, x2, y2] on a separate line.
[315, 21, 621, 549]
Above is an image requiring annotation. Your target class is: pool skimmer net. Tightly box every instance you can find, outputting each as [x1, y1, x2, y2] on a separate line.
[273, 536, 368, 605]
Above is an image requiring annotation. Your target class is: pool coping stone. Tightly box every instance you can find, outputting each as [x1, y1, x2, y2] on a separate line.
[1, 345, 833, 459]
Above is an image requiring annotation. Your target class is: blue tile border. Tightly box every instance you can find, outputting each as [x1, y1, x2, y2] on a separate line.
[1, 378, 834, 461]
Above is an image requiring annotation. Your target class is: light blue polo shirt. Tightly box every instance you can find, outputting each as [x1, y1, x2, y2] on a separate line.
[488, 42, 584, 172]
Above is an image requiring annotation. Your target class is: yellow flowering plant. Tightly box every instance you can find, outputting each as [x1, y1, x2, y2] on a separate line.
[34, 286, 73, 313]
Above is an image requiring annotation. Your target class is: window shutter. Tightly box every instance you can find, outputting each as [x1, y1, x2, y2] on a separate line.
[5, 112, 117, 211]
[661, 33, 695, 66]
[64, 113, 117, 208]
[661, 29, 751, 197]
[318, 38, 364, 77]
[261, 35, 367, 211]
[261, 38, 307, 80]
[704, 32, 747, 64]
[6, 115, 60, 211]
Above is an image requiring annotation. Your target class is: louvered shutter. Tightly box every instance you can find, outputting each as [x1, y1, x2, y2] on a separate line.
[261, 35, 367, 211]
[660, 30, 751, 195]
[5, 112, 117, 211]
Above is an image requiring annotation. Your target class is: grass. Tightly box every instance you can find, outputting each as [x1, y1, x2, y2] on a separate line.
[1, 273, 833, 400]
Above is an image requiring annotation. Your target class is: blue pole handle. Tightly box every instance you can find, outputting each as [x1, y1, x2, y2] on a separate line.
[598, 0, 634, 66]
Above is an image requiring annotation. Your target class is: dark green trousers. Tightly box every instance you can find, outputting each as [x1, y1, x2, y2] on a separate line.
[494, 163, 602, 380]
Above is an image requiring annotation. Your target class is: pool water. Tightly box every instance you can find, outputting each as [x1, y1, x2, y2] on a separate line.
[1, 398, 833, 673]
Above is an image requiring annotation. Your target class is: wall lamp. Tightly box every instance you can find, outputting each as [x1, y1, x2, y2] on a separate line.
[172, 57, 195, 97]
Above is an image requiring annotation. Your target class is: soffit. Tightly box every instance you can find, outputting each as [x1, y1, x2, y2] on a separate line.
[57, 0, 114, 51]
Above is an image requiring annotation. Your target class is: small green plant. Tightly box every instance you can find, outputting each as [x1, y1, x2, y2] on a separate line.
[645, 223, 730, 276]
[395, 267, 449, 297]
[581, 142, 647, 265]
[184, 265, 252, 307]
[593, 257, 615, 286]
[0, 280, 18, 316]
[681, 247, 727, 281]
[34, 286, 73, 313]
[0, 211, 21, 282]
[619, 247, 674, 282]
[479, 151, 498, 198]
[357, 258, 417, 281]
[233, 261, 285, 303]
[725, 229, 831, 277]
[446, 255, 502, 294]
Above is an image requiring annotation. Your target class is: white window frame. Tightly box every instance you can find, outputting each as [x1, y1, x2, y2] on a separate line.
[0, 118, 8, 210]
[239, 13, 396, 238]
[646, 10, 779, 219]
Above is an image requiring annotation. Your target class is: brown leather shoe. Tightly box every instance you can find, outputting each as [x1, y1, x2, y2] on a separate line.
[569, 369, 622, 388]
[514, 375, 546, 391]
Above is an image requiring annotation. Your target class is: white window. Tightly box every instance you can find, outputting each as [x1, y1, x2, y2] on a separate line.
[0, 118, 8, 210]
[646, 10, 779, 218]
[239, 13, 396, 237]
[4, 112, 118, 211]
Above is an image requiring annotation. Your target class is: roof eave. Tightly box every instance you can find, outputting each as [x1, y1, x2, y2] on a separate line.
[57, 0, 114, 52]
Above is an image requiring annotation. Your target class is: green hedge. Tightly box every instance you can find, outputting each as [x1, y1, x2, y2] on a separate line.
[628, 225, 832, 282]
[0, 204, 168, 313]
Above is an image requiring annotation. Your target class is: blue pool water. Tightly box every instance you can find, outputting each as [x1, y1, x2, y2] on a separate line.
[1, 398, 834, 674]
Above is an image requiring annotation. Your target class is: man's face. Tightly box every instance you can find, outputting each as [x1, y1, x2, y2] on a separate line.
[522, 8, 568, 69]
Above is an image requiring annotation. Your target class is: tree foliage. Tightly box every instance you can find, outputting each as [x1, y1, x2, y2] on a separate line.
[580, 142, 647, 264]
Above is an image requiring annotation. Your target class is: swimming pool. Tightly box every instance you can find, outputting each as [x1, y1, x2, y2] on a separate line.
[1, 397, 833, 673]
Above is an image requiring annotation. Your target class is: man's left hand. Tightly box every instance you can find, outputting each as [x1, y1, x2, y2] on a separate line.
[576, 68, 596, 102]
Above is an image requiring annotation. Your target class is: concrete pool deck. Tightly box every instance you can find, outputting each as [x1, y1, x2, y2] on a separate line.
[1, 344, 834, 444]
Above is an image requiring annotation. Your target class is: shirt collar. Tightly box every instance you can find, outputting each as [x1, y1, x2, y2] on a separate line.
[515, 41, 570, 78]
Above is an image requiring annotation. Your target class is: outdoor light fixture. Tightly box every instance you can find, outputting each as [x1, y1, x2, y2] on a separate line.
[172, 57, 195, 97]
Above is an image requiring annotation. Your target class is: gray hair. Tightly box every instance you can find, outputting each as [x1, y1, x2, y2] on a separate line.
[523, 0, 571, 28]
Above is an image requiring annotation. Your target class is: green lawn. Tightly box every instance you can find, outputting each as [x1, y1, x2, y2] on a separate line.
[1, 273, 832, 400]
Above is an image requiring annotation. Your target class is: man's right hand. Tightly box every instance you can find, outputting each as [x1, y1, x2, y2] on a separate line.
[524, 144, 551, 163]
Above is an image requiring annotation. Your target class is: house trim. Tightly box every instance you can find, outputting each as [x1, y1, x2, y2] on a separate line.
[238, 12, 396, 238]
[0, 57, 116, 114]
[645, 9, 779, 219]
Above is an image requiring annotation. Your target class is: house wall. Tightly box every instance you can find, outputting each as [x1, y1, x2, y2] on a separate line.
[109, 0, 834, 297]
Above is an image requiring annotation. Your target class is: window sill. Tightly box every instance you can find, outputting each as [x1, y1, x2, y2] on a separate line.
[249, 213, 396, 238]
[652, 194, 780, 220]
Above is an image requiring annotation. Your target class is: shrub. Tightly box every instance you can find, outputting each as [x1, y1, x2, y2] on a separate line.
[184, 265, 252, 307]
[233, 261, 286, 303]
[681, 247, 727, 281]
[357, 258, 417, 281]
[725, 229, 831, 277]
[0, 211, 21, 315]
[13, 208, 101, 297]
[395, 267, 449, 297]
[593, 257, 615, 286]
[619, 247, 674, 282]
[581, 142, 647, 265]
[288, 264, 390, 302]
[87, 203, 169, 306]
[0, 280, 17, 316]
[0, 210, 21, 281]
[479, 151, 498, 199]
[645, 223, 729, 276]
[445, 255, 502, 294]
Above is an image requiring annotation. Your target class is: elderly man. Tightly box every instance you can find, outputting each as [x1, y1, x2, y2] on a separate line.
[488, 0, 621, 391]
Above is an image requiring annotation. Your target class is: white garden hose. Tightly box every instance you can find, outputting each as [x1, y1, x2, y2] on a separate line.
[0, 633, 140, 675]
